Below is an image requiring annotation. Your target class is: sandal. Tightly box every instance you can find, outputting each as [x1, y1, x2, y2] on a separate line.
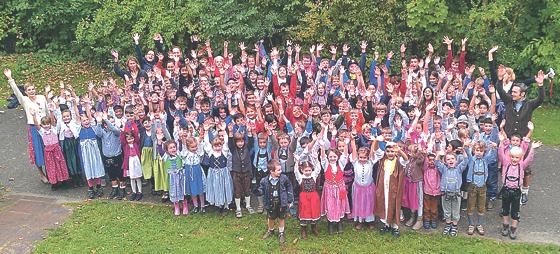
[476, 225, 485, 235]
[235, 210, 242, 218]
[467, 225, 475, 235]
[450, 225, 458, 237]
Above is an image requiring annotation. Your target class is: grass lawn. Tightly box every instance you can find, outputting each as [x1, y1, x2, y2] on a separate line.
[0, 52, 111, 107]
[33, 201, 559, 254]
[532, 105, 560, 145]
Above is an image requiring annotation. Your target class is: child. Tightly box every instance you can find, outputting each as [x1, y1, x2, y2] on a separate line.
[139, 118, 155, 194]
[163, 140, 188, 215]
[123, 131, 143, 201]
[498, 138, 540, 240]
[93, 112, 124, 200]
[203, 129, 233, 215]
[271, 132, 298, 216]
[152, 115, 172, 202]
[435, 149, 468, 237]
[259, 160, 294, 244]
[349, 137, 377, 230]
[229, 125, 255, 218]
[465, 141, 496, 235]
[252, 132, 273, 213]
[32, 112, 70, 189]
[178, 134, 207, 213]
[402, 144, 426, 230]
[76, 106, 105, 200]
[293, 135, 320, 239]
[55, 107, 83, 187]
[318, 131, 350, 235]
[422, 153, 441, 229]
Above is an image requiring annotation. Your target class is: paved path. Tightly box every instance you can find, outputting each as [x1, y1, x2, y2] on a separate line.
[1, 108, 559, 251]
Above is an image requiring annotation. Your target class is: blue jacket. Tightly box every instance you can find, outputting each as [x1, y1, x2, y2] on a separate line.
[258, 174, 294, 209]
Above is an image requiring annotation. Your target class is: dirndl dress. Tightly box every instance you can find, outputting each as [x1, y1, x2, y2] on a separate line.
[204, 153, 233, 207]
[401, 176, 419, 210]
[153, 153, 169, 191]
[166, 156, 185, 203]
[299, 177, 321, 221]
[41, 129, 70, 184]
[140, 136, 154, 179]
[78, 127, 105, 180]
[28, 125, 45, 169]
[321, 165, 350, 222]
[183, 150, 206, 196]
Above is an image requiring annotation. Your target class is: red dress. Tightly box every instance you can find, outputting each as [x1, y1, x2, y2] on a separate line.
[321, 164, 350, 222]
[41, 129, 69, 184]
[299, 177, 321, 221]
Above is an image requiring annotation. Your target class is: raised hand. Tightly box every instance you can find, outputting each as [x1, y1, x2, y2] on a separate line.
[238, 42, 246, 51]
[434, 56, 441, 65]
[400, 43, 406, 53]
[489, 46, 499, 54]
[532, 141, 542, 149]
[3, 68, 12, 79]
[329, 45, 337, 55]
[527, 121, 534, 131]
[461, 37, 468, 46]
[309, 45, 315, 54]
[360, 41, 368, 52]
[316, 43, 324, 52]
[535, 70, 545, 85]
[427, 43, 434, 54]
[387, 51, 394, 60]
[133, 33, 140, 44]
[111, 50, 119, 60]
[478, 67, 486, 77]
[191, 35, 199, 43]
[342, 44, 350, 53]
[294, 44, 301, 53]
[443, 36, 453, 46]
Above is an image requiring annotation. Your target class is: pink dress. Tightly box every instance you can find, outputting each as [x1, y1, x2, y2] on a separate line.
[320, 163, 350, 222]
[41, 128, 70, 184]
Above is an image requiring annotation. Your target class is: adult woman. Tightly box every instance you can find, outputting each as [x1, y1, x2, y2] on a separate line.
[3, 68, 49, 183]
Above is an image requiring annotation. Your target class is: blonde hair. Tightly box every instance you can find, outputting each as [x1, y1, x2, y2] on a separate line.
[510, 146, 523, 157]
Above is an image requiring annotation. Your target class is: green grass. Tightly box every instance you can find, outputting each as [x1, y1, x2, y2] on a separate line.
[532, 106, 560, 145]
[34, 201, 558, 254]
[0, 52, 111, 107]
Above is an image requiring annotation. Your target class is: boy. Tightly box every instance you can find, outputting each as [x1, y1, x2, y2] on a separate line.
[259, 160, 294, 244]
[464, 141, 496, 235]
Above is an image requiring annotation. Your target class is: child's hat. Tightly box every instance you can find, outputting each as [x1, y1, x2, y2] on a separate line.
[457, 115, 469, 124]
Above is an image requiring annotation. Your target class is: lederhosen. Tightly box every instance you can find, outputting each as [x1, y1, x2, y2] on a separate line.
[500, 165, 522, 220]
[253, 150, 269, 195]
[267, 178, 285, 219]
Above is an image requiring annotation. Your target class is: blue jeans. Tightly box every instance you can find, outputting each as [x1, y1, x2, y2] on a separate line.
[486, 162, 499, 199]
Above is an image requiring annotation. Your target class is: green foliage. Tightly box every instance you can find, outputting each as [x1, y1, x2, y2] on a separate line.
[406, 0, 448, 32]
[1, 0, 560, 103]
[33, 201, 560, 253]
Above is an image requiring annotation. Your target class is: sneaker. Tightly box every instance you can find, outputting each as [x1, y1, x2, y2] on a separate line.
[129, 192, 137, 201]
[236, 210, 243, 218]
[521, 193, 528, 205]
[136, 193, 143, 201]
[450, 225, 458, 237]
[467, 225, 475, 235]
[256, 206, 264, 214]
[423, 221, 431, 230]
[262, 229, 274, 240]
[278, 232, 286, 244]
[391, 228, 400, 238]
[191, 207, 200, 214]
[431, 220, 438, 229]
[486, 199, 494, 211]
[442, 224, 452, 235]
[379, 225, 392, 234]
[87, 189, 95, 200]
[200, 207, 206, 213]
[476, 225, 485, 236]
[161, 193, 169, 203]
[509, 227, 517, 240]
[96, 186, 104, 198]
[501, 224, 510, 236]
[247, 207, 255, 214]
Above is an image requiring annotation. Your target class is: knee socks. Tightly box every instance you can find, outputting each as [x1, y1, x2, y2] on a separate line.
[235, 198, 242, 211]
[130, 178, 142, 193]
[244, 196, 251, 209]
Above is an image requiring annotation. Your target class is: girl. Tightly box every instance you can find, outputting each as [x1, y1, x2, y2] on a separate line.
[55, 106, 83, 187]
[349, 137, 377, 230]
[123, 131, 143, 201]
[139, 118, 155, 195]
[76, 104, 106, 199]
[498, 138, 540, 240]
[4, 69, 49, 183]
[203, 126, 233, 215]
[163, 140, 188, 216]
[318, 126, 350, 234]
[178, 131, 207, 214]
[152, 114, 172, 202]
[293, 136, 320, 239]
[402, 144, 426, 231]
[32, 112, 70, 189]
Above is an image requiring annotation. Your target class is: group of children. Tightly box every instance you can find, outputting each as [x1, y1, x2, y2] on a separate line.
[4, 33, 553, 244]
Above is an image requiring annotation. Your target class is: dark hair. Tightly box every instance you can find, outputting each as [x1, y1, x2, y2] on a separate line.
[114, 105, 124, 112]
[478, 100, 489, 109]
[268, 159, 281, 172]
[512, 83, 527, 93]
[164, 140, 177, 151]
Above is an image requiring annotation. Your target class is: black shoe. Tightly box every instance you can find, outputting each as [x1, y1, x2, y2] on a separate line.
[109, 187, 118, 199]
[509, 226, 518, 240]
[391, 228, 401, 238]
[161, 193, 169, 203]
[151, 189, 158, 196]
[87, 189, 95, 200]
[379, 225, 391, 234]
[328, 222, 335, 235]
[337, 222, 344, 234]
[129, 192, 137, 201]
[95, 186, 104, 198]
[192, 207, 200, 214]
[51, 184, 58, 191]
[200, 207, 206, 213]
[117, 188, 125, 200]
[136, 193, 143, 201]
[521, 193, 528, 205]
